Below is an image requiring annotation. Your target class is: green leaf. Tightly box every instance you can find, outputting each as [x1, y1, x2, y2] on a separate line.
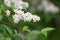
[40, 27, 54, 37]
[14, 34, 24, 40]
[7, 16, 14, 25]
[10, 2, 14, 10]
[29, 30, 40, 35]
[5, 37, 12, 40]
[14, 36, 22, 40]
[26, 30, 40, 40]
[26, 34, 32, 40]
[0, 24, 5, 34]
[3, 25, 13, 36]
[23, 26, 30, 32]
[14, 29, 17, 34]
[0, 15, 3, 21]
[0, 0, 4, 4]
[21, 4, 27, 11]
[1, 5, 7, 13]
[36, 33, 47, 40]
[0, 8, 2, 14]
[0, 33, 4, 40]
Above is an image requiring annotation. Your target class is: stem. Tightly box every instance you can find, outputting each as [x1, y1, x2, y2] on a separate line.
[0, 21, 16, 29]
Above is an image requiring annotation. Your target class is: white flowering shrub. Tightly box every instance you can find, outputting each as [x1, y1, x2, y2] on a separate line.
[0, 0, 54, 40]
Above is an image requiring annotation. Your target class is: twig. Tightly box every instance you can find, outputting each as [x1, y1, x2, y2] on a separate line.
[0, 21, 16, 29]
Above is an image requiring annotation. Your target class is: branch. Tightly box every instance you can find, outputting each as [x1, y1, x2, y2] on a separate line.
[0, 21, 16, 29]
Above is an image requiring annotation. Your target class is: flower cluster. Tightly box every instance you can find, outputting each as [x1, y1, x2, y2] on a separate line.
[4, 0, 29, 8]
[37, 0, 59, 13]
[13, 9, 24, 23]
[13, 9, 40, 23]
[5, 0, 40, 23]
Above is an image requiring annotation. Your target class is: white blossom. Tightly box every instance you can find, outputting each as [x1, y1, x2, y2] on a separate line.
[4, 0, 29, 8]
[13, 14, 20, 20]
[13, 9, 24, 23]
[14, 18, 20, 23]
[23, 12, 40, 22]
[18, 6, 23, 10]
[6, 10, 11, 16]
[15, 10, 24, 15]
[32, 15, 40, 22]
[14, 9, 18, 13]
[4, 0, 11, 7]
[4, 0, 40, 23]
[13, 9, 40, 23]
[23, 12, 33, 22]
[13, 14, 20, 23]
[37, 0, 59, 13]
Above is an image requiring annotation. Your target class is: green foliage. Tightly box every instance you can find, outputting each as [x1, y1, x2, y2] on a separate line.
[26, 28, 54, 40]
[5, 37, 12, 40]
[26, 30, 40, 40]
[0, 33, 4, 40]
[23, 26, 30, 32]
[3, 25, 13, 36]
[10, 2, 14, 11]
[22, 4, 27, 11]
[7, 16, 14, 25]
[40, 27, 55, 37]
[13, 33, 24, 40]
[37, 34, 47, 40]
[0, 15, 3, 21]
[0, 23, 54, 40]
[0, 8, 2, 14]
[0, 0, 4, 5]
[1, 5, 7, 13]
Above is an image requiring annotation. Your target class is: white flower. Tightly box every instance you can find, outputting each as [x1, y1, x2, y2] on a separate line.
[32, 15, 40, 22]
[13, 9, 24, 23]
[6, 10, 11, 16]
[13, 14, 20, 23]
[42, 0, 59, 13]
[13, 14, 19, 19]
[44, 4, 59, 13]
[12, 0, 23, 8]
[15, 10, 24, 15]
[14, 9, 24, 16]
[14, 9, 18, 13]
[4, 0, 40, 23]
[23, 12, 40, 22]
[14, 9, 24, 20]
[37, 0, 59, 13]
[18, 6, 23, 10]
[22, 2, 29, 8]
[23, 12, 33, 22]
[13, 9, 40, 23]
[4, 0, 11, 7]
[4, 0, 29, 8]
[14, 18, 20, 23]
[13, 10, 40, 23]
